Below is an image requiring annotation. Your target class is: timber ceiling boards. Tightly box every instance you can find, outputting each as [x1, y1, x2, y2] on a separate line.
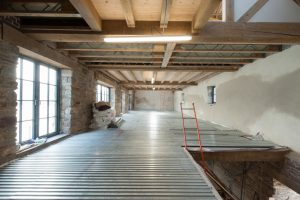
[0, 0, 297, 91]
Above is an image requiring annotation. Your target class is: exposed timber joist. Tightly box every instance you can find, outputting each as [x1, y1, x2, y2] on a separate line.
[293, 0, 300, 6]
[196, 72, 221, 83]
[224, 0, 234, 22]
[120, 81, 197, 86]
[237, 0, 269, 22]
[0, 12, 81, 18]
[160, 0, 173, 28]
[74, 54, 163, 59]
[69, 0, 102, 31]
[57, 45, 281, 53]
[192, 0, 221, 32]
[81, 60, 252, 65]
[161, 42, 176, 68]
[0, 23, 83, 69]
[100, 70, 120, 83]
[74, 54, 263, 60]
[120, 0, 135, 28]
[126, 87, 182, 91]
[26, 22, 300, 44]
[89, 65, 239, 72]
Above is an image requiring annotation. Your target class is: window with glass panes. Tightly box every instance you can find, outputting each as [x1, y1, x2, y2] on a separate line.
[96, 85, 110, 102]
[16, 57, 59, 144]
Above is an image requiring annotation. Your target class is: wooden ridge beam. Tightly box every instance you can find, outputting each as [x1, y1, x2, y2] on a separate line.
[237, 0, 269, 22]
[26, 22, 300, 44]
[69, 0, 102, 31]
[192, 0, 221, 32]
[160, 0, 173, 28]
[89, 65, 239, 72]
[120, 0, 135, 28]
[120, 81, 197, 86]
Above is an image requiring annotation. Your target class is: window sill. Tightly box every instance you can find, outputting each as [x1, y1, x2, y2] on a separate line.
[16, 133, 71, 158]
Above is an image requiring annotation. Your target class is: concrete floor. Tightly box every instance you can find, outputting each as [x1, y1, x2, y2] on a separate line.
[0, 111, 222, 200]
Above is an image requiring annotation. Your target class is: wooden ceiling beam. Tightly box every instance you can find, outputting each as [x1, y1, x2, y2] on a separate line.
[0, 23, 83, 69]
[132, 71, 144, 82]
[102, 70, 121, 82]
[26, 21, 300, 44]
[293, 0, 300, 6]
[120, 81, 197, 86]
[120, 0, 135, 28]
[0, 12, 80, 18]
[74, 54, 163, 59]
[186, 72, 209, 83]
[118, 71, 130, 82]
[169, 72, 182, 83]
[160, 0, 173, 28]
[224, 0, 234, 22]
[89, 65, 239, 72]
[126, 87, 182, 91]
[99, 70, 120, 83]
[237, 0, 269, 22]
[129, 71, 137, 82]
[69, 0, 102, 31]
[196, 72, 221, 83]
[75, 54, 263, 60]
[178, 72, 194, 83]
[57, 45, 281, 53]
[192, 0, 221, 32]
[161, 42, 176, 68]
[107, 70, 127, 82]
[81, 60, 252, 65]
[121, 70, 137, 82]
[163, 72, 176, 83]
[186, 72, 205, 83]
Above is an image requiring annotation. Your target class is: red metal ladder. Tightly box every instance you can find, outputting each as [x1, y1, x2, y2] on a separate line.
[180, 102, 205, 162]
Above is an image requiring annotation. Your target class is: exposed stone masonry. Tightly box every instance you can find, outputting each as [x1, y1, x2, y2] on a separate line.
[0, 41, 18, 164]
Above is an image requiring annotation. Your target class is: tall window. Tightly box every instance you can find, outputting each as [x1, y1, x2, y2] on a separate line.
[16, 59, 35, 142]
[38, 65, 58, 137]
[96, 84, 110, 102]
[207, 86, 216, 104]
[16, 57, 59, 144]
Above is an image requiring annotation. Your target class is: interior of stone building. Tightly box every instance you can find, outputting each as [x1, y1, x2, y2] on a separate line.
[0, 0, 300, 199]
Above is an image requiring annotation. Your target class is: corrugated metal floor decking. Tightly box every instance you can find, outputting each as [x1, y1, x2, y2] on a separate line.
[0, 111, 221, 200]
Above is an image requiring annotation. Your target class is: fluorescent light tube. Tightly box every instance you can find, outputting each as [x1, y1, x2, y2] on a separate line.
[104, 36, 192, 43]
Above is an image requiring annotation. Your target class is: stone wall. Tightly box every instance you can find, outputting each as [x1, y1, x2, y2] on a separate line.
[208, 161, 274, 200]
[60, 69, 72, 134]
[115, 86, 122, 116]
[69, 66, 96, 133]
[0, 41, 18, 164]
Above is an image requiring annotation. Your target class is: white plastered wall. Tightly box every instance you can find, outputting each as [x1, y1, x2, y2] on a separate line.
[174, 45, 300, 153]
[228, 0, 300, 22]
